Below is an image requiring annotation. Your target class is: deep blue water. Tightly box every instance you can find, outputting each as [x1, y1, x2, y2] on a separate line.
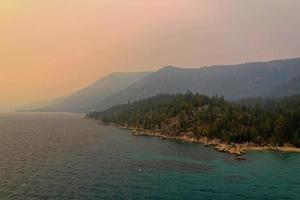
[0, 113, 299, 200]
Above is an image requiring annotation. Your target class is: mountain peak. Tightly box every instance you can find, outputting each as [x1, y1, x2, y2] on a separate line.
[159, 65, 181, 72]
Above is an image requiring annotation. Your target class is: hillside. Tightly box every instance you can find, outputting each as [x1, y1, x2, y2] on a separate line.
[27, 72, 151, 112]
[88, 93, 300, 148]
[272, 75, 300, 97]
[95, 58, 300, 111]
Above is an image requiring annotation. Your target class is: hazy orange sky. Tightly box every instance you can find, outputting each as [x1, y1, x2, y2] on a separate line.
[1, 0, 300, 111]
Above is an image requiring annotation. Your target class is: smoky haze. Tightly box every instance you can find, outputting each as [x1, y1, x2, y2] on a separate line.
[1, 0, 300, 111]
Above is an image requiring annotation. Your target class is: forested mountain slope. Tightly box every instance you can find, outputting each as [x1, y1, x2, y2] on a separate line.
[88, 93, 300, 147]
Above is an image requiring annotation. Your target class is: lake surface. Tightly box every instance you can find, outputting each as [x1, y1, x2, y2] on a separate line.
[0, 113, 299, 200]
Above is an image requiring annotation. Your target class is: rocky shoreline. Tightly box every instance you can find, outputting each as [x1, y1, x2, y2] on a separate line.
[117, 126, 300, 160]
[128, 128, 247, 160]
[93, 120, 300, 160]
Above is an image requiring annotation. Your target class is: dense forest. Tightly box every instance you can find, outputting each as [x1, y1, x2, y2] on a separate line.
[87, 93, 300, 147]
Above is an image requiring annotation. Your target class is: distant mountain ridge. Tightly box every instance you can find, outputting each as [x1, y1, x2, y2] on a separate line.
[17, 97, 65, 111]
[95, 58, 300, 111]
[24, 57, 300, 113]
[22, 72, 151, 112]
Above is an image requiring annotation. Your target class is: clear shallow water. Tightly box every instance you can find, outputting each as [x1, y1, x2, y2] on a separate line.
[0, 113, 299, 200]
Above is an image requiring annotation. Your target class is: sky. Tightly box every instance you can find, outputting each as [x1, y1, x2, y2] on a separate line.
[1, 0, 300, 111]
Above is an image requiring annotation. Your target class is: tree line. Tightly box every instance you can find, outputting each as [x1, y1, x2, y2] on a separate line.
[87, 92, 300, 147]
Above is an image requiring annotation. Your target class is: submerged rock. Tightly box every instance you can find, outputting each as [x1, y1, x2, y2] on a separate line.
[236, 156, 246, 161]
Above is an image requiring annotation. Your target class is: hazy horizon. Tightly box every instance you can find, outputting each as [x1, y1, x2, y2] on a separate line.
[1, 0, 300, 111]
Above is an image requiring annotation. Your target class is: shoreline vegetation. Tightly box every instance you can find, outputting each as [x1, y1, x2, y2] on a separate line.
[87, 93, 300, 160]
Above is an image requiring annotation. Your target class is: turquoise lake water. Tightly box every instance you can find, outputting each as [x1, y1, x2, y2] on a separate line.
[0, 113, 299, 200]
